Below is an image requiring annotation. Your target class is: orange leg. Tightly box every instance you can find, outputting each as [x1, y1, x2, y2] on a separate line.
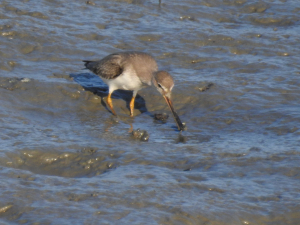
[107, 93, 117, 116]
[128, 123, 133, 133]
[129, 95, 136, 117]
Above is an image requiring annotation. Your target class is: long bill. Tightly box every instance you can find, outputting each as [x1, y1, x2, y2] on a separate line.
[163, 95, 185, 131]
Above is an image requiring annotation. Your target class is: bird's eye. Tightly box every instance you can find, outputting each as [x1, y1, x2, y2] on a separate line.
[157, 83, 163, 89]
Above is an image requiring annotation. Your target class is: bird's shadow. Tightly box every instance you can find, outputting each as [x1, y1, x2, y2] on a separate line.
[70, 73, 149, 115]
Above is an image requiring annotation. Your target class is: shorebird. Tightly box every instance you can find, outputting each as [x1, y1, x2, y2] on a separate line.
[83, 51, 184, 131]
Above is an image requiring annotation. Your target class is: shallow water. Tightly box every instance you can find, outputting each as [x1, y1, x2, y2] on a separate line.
[0, 0, 300, 224]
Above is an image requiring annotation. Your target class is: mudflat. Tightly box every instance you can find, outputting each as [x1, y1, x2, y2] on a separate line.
[0, 0, 299, 224]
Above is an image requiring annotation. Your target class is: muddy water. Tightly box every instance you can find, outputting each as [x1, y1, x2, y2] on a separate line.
[0, 0, 300, 224]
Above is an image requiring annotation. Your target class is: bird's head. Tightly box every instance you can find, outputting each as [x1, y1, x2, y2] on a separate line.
[153, 71, 185, 131]
[153, 71, 174, 98]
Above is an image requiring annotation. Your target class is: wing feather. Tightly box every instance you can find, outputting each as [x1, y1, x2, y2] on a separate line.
[83, 53, 123, 79]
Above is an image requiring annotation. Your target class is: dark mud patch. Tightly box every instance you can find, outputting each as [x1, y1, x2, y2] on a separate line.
[2, 148, 121, 178]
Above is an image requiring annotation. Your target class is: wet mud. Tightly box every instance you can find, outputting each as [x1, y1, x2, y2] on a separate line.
[1, 0, 300, 224]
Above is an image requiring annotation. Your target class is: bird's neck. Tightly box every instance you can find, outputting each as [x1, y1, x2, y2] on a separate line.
[151, 73, 158, 87]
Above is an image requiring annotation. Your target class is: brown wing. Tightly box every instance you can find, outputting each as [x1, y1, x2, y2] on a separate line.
[83, 53, 124, 80]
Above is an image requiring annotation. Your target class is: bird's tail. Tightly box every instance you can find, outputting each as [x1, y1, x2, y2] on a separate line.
[82, 60, 92, 69]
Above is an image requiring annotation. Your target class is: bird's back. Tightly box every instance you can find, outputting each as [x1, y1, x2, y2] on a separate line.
[83, 51, 158, 85]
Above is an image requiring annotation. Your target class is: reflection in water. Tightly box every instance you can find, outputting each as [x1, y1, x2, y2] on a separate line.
[176, 132, 187, 143]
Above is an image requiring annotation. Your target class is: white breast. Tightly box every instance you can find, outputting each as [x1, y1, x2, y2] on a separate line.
[102, 70, 146, 93]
